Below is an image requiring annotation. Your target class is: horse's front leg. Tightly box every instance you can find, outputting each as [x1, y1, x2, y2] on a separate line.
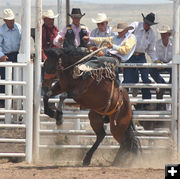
[43, 81, 61, 119]
[56, 92, 68, 125]
[83, 110, 106, 166]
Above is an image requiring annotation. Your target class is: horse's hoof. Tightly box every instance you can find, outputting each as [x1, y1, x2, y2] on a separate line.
[56, 118, 63, 125]
[56, 110, 63, 126]
[44, 108, 56, 118]
[83, 157, 90, 166]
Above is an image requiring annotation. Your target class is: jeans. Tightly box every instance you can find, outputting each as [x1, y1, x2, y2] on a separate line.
[122, 54, 151, 99]
[149, 67, 172, 84]
[0, 52, 18, 106]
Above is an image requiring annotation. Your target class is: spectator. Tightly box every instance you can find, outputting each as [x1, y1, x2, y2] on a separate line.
[0, 8, 21, 108]
[91, 13, 115, 44]
[90, 13, 121, 81]
[149, 25, 172, 105]
[42, 9, 59, 62]
[54, 8, 90, 48]
[124, 12, 158, 110]
[41, 9, 60, 106]
[52, 8, 90, 124]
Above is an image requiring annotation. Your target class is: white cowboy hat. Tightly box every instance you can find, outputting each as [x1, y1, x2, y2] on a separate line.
[91, 13, 110, 23]
[157, 25, 172, 34]
[112, 23, 134, 33]
[42, 10, 59, 19]
[1, 8, 15, 20]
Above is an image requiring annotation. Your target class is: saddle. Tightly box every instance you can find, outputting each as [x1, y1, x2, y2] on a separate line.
[73, 56, 119, 83]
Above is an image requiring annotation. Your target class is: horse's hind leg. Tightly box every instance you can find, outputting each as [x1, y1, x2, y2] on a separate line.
[83, 110, 106, 166]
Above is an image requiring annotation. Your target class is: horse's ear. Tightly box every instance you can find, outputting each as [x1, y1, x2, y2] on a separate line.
[55, 48, 64, 57]
[45, 48, 58, 58]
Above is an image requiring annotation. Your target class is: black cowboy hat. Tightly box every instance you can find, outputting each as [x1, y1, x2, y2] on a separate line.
[68, 8, 85, 18]
[142, 12, 158, 26]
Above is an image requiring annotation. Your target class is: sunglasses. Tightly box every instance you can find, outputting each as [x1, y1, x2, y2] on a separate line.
[97, 22, 106, 26]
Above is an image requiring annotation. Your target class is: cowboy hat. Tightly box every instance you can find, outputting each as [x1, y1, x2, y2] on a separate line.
[68, 8, 85, 18]
[91, 13, 110, 23]
[42, 10, 59, 19]
[157, 25, 172, 34]
[1, 8, 15, 20]
[142, 12, 158, 26]
[112, 23, 134, 33]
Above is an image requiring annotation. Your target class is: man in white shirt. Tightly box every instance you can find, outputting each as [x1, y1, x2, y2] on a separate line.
[149, 25, 172, 99]
[123, 12, 158, 110]
[88, 23, 136, 61]
[90, 13, 115, 44]
[81, 23, 136, 84]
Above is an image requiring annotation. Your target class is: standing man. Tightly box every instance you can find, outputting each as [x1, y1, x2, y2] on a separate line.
[52, 8, 90, 125]
[90, 13, 115, 44]
[124, 12, 158, 110]
[42, 9, 60, 104]
[0, 8, 21, 108]
[42, 9, 59, 62]
[54, 8, 90, 48]
[149, 25, 172, 101]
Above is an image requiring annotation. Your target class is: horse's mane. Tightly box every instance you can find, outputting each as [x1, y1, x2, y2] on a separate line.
[59, 47, 90, 68]
[63, 46, 90, 57]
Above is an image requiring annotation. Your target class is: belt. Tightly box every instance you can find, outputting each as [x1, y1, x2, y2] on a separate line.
[5, 52, 18, 56]
[133, 52, 145, 56]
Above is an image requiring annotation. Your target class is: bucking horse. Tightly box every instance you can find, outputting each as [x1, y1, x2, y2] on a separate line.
[42, 46, 141, 166]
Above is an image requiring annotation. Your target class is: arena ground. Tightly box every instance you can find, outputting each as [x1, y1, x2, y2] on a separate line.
[0, 159, 164, 179]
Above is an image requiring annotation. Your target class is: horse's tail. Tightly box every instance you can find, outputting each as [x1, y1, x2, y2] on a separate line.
[124, 119, 142, 155]
[119, 86, 142, 154]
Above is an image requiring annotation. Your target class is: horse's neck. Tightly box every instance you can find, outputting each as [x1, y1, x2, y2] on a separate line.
[59, 67, 95, 98]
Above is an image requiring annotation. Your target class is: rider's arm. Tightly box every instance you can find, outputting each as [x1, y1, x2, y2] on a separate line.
[53, 27, 67, 46]
[89, 36, 113, 46]
[113, 36, 136, 55]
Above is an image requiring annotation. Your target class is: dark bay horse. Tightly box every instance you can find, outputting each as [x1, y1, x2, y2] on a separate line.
[43, 47, 141, 166]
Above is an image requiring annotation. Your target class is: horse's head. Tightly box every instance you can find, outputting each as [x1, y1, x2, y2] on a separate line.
[44, 47, 90, 74]
[44, 48, 64, 74]
[60, 46, 90, 69]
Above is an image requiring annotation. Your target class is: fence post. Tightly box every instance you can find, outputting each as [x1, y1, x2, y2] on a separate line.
[172, 0, 180, 160]
[21, 0, 33, 163]
[5, 63, 12, 124]
[33, 0, 42, 163]
[57, 0, 62, 30]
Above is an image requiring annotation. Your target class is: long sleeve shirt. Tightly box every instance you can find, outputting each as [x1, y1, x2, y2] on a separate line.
[90, 26, 115, 46]
[129, 21, 158, 61]
[42, 24, 59, 61]
[0, 22, 21, 58]
[89, 32, 136, 62]
[54, 23, 90, 47]
[155, 38, 172, 63]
